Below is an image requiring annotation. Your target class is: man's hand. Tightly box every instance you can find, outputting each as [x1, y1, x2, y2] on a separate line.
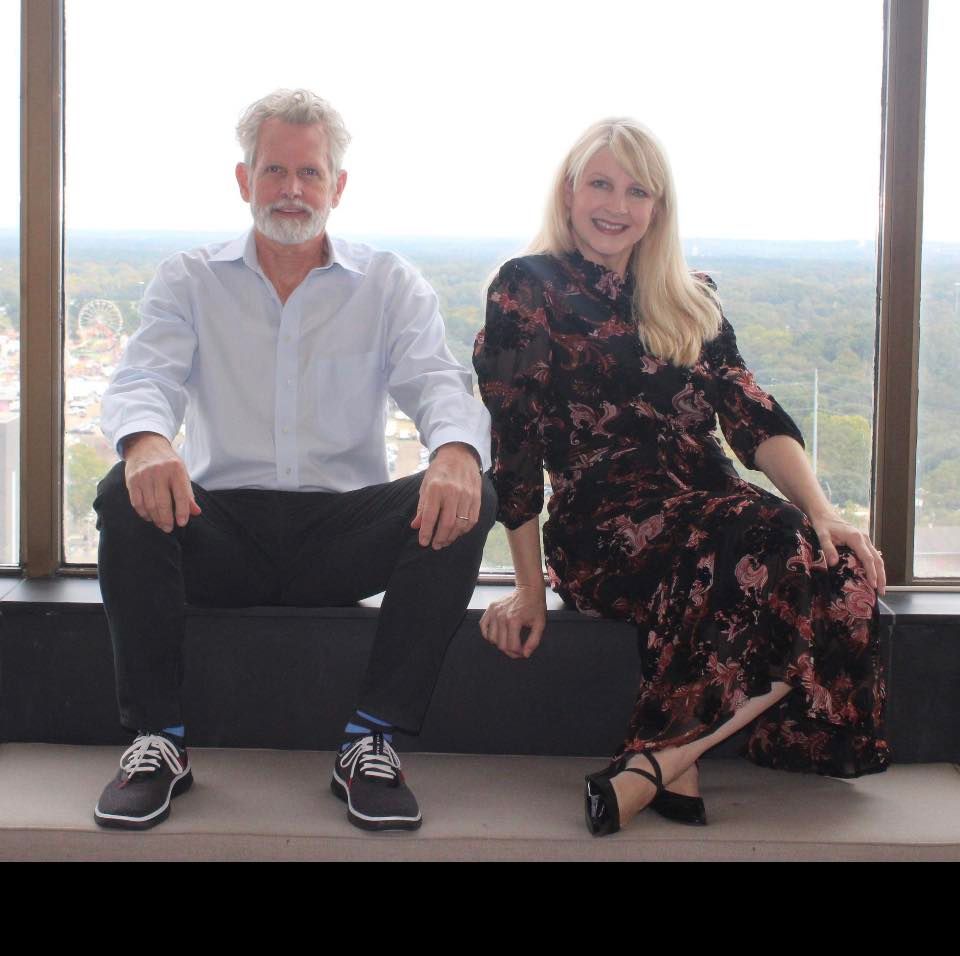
[122, 432, 201, 533]
[411, 442, 482, 549]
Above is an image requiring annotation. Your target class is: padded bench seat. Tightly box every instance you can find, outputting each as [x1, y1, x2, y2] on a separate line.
[1, 578, 957, 761]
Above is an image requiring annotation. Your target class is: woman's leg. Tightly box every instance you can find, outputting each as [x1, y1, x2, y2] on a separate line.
[611, 680, 793, 822]
[608, 488, 885, 823]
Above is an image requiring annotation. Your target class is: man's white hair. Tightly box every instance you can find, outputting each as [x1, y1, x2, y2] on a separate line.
[236, 89, 351, 176]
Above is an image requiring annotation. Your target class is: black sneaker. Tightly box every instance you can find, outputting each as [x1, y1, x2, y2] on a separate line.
[94, 733, 193, 830]
[331, 734, 422, 831]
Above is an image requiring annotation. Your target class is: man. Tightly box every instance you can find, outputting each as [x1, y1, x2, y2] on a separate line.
[93, 89, 495, 832]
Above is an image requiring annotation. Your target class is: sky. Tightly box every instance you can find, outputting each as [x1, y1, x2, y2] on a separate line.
[0, 0, 957, 241]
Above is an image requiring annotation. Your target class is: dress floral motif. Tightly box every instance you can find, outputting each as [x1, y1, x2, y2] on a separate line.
[474, 251, 888, 777]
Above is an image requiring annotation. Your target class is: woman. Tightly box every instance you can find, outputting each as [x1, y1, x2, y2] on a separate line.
[473, 119, 889, 837]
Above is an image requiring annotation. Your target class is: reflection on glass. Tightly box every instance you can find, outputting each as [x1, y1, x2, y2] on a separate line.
[0, 2, 20, 566]
[915, 0, 960, 578]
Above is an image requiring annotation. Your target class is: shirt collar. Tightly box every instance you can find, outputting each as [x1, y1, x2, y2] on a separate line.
[209, 229, 366, 277]
[325, 236, 367, 276]
[208, 232, 250, 265]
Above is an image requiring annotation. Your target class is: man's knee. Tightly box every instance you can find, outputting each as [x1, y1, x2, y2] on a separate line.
[93, 461, 133, 528]
[478, 474, 498, 534]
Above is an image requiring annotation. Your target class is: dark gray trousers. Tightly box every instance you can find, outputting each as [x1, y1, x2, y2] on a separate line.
[94, 462, 496, 736]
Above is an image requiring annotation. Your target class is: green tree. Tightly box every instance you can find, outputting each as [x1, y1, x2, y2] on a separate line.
[66, 442, 113, 522]
[816, 413, 872, 507]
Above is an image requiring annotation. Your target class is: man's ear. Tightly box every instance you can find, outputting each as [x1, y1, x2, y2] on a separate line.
[331, 168, 348, 208]
[236, 162, 251, 203]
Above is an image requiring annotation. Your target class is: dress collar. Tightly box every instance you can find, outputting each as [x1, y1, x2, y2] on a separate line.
[562, 249, 633, 302]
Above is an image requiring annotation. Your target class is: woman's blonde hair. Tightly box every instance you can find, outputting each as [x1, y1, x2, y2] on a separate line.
[529, 118, 721, 366]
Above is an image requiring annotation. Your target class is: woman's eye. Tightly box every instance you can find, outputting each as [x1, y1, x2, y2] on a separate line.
[629, 187, 649, 198]
[590, 179, 611, 190]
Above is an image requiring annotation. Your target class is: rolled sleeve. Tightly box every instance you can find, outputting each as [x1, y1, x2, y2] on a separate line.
[100, 265, 197, 454]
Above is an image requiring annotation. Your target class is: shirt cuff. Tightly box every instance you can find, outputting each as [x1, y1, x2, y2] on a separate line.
[427, 428, 491, 472]
[110, 419, 178, 457]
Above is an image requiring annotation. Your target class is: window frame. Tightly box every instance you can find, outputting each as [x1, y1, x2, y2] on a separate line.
[18, 0, 63, 579]
[873, 0, 928, 585]
[13, 0, 956, 587]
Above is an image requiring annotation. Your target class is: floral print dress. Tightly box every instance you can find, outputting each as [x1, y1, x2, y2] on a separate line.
[474, 252, 888, 777]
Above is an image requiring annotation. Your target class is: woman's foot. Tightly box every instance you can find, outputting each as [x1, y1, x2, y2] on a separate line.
[584, 751, 664, 837]
[609, 751, 670, 825]
[611, 748, 708, 824]
[650, 760, 707, 826]
[663, 762, 700, 797]
[584, 749, 707, 835]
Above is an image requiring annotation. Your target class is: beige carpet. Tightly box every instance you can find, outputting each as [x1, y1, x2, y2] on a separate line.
[1, 744, 957, 860]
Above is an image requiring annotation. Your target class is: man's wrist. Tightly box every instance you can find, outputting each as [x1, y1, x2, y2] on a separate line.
[120, 431, 166, 459]
[429, 441, 483, 472]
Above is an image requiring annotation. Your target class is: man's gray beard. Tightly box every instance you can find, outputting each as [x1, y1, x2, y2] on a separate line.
[252, 200, 326, 245]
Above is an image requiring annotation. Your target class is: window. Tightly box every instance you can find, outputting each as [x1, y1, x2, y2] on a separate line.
[60, 0, 883, 572]
[0, 1, 20, 567]
[10, 1, 951, 584]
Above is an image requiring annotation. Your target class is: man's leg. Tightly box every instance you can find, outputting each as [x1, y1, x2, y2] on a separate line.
[280, 472, 496, 829]
[92, 462, 280, 828]
[95, 462, 283, 730]
[281, 471, 496, 731]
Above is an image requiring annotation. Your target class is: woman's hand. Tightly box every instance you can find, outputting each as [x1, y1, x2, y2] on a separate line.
[809, 510, 886, 595]
[754, 436, 886, 594]
[480, 585, 548, 659]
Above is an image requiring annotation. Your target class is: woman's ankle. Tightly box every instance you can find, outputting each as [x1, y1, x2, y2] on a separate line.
[664, 762, 700, 797]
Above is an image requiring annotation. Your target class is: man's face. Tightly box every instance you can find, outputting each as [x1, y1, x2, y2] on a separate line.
[236, 118, 347, 246]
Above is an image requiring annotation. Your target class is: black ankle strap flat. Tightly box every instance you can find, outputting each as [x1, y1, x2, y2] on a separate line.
[622, 751, 663, 793]
[584, 751, 665, 837]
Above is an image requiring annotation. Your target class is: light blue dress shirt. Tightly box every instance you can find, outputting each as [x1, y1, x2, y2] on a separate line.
[101, 230, 491, 492]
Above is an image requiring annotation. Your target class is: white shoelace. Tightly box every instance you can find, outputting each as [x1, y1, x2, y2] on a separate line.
[340, 735, 401, 782]
[120, 733, 183, 777]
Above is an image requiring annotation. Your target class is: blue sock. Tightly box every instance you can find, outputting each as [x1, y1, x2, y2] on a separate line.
[340, 710, 393, 751]
[162, 725, 186, 749]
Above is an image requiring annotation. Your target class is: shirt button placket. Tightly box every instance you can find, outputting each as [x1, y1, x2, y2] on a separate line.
[276, 300, 300, 489]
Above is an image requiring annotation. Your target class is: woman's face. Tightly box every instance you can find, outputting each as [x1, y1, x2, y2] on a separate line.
[564, 147, 657, 276]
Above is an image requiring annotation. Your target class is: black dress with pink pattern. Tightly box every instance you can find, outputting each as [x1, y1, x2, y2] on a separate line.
[474, 252, 888, 777]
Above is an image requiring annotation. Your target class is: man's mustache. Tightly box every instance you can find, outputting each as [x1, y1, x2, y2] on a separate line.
[266, 200, 313, 214]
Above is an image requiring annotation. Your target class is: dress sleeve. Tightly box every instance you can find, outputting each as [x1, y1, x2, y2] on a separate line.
[705, 303, 805, 471]
[473, 259, 552, 529]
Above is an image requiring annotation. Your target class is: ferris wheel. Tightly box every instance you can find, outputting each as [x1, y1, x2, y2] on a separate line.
[78, 298, 124, 333]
